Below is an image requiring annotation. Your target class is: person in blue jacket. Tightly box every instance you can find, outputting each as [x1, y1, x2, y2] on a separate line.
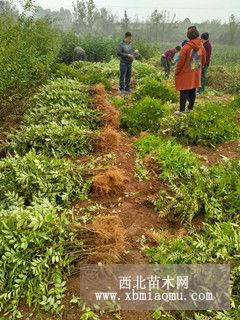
[117, 32, 134, 94]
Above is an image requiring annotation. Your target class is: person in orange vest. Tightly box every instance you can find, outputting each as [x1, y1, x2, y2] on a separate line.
[174, 28, 206, 115]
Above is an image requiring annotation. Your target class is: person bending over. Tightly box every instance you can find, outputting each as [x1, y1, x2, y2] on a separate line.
[161, 46, 181, 78]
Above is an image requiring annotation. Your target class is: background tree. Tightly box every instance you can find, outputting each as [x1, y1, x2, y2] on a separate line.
[86, 0, 98, 31]
[228, 14, 239, 45]
[73, 0, 87, 33]
[0, 0, 18, 15]
[121, 10, 130, 33]
[95, 7, 116, 35]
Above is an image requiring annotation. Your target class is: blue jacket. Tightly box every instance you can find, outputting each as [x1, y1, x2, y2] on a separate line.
[117, 41, 133, 64]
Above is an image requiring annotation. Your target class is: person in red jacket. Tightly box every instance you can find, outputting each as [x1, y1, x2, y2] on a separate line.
[174, 28, 206, 115]
[197, 32, 212, 94]
[161, 46, 181, 78]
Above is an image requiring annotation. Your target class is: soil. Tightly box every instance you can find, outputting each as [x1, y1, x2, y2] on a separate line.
[0, 97, 30, 140]
[190, 140, 240, 166]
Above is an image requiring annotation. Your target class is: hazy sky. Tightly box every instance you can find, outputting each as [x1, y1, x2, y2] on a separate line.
[17, 0, 240, 22]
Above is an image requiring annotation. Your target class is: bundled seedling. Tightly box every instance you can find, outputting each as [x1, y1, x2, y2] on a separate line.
[0, 151, 90, 209]
[145, 221, 240, 320]
[134, 135, 201, 182]
[24, 103, 101, 129]
[5, 121, 94, 157]
[135, 135, 239, 222]
[55, 60, 119, 89]
[134, 76, 178, 103]
[4, 78, 105, 158]
[32, 78, 90, 107]
[0, 204, 126, 317]
[155, 159, 240, 223]
[231, 96, 240, 109]
[121, 97, 168, 135]
[72, 60, 119, 78]
[208, 64, 240, 94]
[23, 78, 101, 129]
[133, 61, 159, 79]
[160, 102, 239, 146]
[0, 201, 84, 317]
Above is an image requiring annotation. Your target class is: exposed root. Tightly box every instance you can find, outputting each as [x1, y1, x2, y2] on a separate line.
[97, 127, 121, 152]
[87, 215, 127, 263]
[145, 229, 174, 242]
[92, 167, 128, 195]
[96, 97, 120, 128]
[91, 84, 120, 129]
[145, 227, 187, 243]
[143, 154, 161, 175]
[90, 83, 107, 97]
[139, 131, 150, 138]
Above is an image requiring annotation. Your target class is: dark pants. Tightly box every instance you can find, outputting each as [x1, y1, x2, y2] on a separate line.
[120, 62, 132, 91]
[198, 65, 209, 94]
[180, 88, 196, 112]
[161, 56, 170, 77]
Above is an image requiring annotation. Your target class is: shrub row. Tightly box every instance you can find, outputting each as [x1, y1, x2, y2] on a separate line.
[135, 135, 240, 223]
[3, 78, 102, 158]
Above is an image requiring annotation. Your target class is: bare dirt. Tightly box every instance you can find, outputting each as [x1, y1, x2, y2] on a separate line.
[0, 99, 28, 153]
[190, 140, 240, 166]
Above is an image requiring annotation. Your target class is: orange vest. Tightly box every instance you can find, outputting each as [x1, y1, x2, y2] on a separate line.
[175, 38, 206, 91]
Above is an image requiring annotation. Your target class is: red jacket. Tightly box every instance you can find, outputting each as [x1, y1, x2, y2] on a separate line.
[175, 38, 206, 91]
[203, 40, 212, 66]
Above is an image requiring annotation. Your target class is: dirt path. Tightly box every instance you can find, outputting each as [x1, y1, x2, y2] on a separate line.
[90, 133, 170, 263]
[77, 84, 174, 264]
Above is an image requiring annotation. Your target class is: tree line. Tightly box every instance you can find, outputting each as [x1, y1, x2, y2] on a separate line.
[1, 0, 240, 45]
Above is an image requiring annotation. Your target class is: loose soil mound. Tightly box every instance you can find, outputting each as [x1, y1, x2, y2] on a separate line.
[91, 84, 120, 128]
[87, 215, 127, 263]
[92, 167, 128, 195]
[97, 126, 121, 151]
